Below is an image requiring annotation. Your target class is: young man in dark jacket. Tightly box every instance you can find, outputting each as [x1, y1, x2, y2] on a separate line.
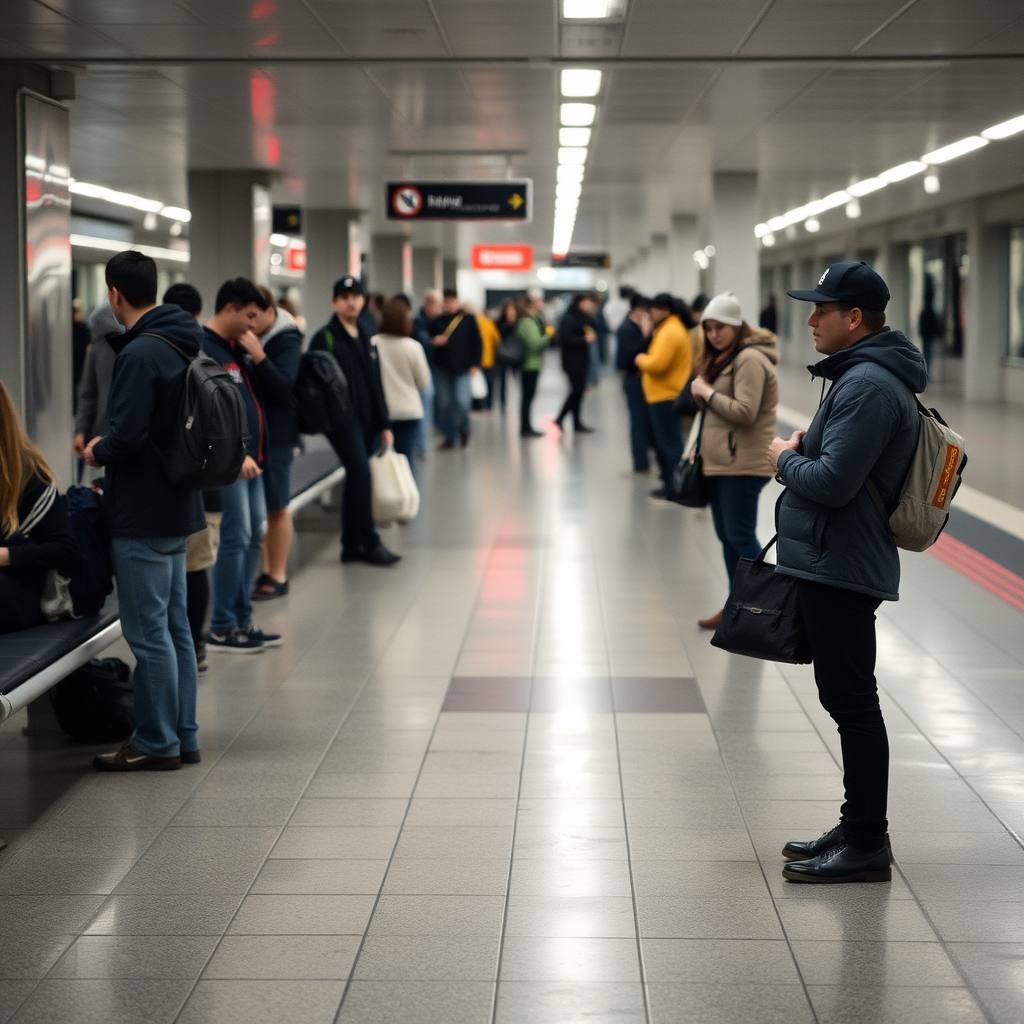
[308, 276, 399, 567]
[615, 292, 653, 473]
[84, 251, 206, 771]
[768, 261, 926, 884]
[430, 289, 482, 449]
[252, 286, 302, 598]
[202, 278, 281, 652]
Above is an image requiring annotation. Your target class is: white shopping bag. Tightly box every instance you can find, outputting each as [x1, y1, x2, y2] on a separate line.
[394, 452, 420, 523]
[370, 447, 408, 525]
[470, 370, 488, 401]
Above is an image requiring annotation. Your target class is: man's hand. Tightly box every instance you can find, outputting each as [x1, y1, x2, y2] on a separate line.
[240, 455, 262, 480]
[432, 334, 449, 347]
[73, 433, 86, 456]
[381, 429, 394, 449]
[237, 329, 266, 363]
[83, 436, 102, 467]
[768, 430, 805, 471]
[690, 375, 713, 403]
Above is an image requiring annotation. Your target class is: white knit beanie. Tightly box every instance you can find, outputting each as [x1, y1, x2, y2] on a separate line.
[701, 291, 744, 327]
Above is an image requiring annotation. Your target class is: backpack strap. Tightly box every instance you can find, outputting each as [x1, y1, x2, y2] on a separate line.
[323, 328, 335, 353]
[142, 332, 190, 363]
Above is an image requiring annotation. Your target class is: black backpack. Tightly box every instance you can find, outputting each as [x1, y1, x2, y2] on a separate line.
[65, 485, 114, 617]
[293, 344, 354, 436]
[50, 657, 134, 743]
[149, 334, 248, 489]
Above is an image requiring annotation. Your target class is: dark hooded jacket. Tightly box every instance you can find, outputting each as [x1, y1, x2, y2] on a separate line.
[92, 304, 206, 539]
[429, 310, 483, 375]
[257, 307, 303, 447]
[775, 327, 927, 601]
[558, 306, 595, 377]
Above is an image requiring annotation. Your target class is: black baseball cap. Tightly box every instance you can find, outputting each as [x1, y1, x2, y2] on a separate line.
[333, 275, 365, 298]
[787, 260, 890, 312]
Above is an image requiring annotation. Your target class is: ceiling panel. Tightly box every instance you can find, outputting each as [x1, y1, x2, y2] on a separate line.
[307, 0, 449, 55]
[601, 66, 716, 124]
[858, 0, 1024, 54]
[742, 0, 908, 54]
[621, 0, 774, 56]
[436, 0, 553, 56]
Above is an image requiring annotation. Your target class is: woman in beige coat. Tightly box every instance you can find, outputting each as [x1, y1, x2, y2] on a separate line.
[689, 292, 779, 629]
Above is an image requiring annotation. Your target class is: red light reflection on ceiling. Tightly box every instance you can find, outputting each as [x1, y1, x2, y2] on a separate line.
[249, 71, 280, 167]
[255, 31, 279, 47]
[266, 135, 281, 166]
[249, 0, 275, 19]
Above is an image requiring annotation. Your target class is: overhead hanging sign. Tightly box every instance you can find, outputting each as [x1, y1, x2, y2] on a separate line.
[551, 252, 610, 269]
[387, 181, 532, 222]
[471, 244, 534, 272]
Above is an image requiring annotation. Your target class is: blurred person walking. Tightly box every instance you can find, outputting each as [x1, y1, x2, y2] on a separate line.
[616, 292, 654, 473]
[554, 292, 598, 435]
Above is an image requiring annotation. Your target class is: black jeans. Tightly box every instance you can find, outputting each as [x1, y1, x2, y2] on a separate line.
[623, 374, 653, 472]
[328, 426, 380, 555]
[185, 568, 209, 652]
[556, 367, 588, 427]
[646, 399, 682, 486]
[520, 369, 539, 433]
[797, 579, 888, 848]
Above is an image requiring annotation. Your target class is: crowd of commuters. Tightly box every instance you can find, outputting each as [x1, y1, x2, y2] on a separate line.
[7, 250, 928, 887]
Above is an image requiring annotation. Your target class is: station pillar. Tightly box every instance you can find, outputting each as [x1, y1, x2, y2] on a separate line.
[710, 172, 758, 320]
[648, 234, 671, 295]
[187, 170, 273, 313]
[304, 208, 362, 328]
[443, 258, 458, 292]
[966, 211, 1009, 402]
[369, 234, 412, 297]
[670, 214, 700, 303]
[412, 246, 442, 297]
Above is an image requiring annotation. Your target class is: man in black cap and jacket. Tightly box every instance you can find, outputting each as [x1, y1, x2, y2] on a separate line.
[309, 276, 399, 567]
[768, 260, 926, 884]
[85, 251, 206, 771]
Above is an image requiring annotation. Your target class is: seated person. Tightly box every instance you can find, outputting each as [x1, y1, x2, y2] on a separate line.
[0, 381, 77, 632]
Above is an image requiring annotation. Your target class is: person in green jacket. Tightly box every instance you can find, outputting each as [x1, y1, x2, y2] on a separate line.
[515, 292, 550, 437]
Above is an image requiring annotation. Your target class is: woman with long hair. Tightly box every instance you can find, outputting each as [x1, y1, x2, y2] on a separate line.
[495, 297, 519, 411]
[689, 292, 779, 630]
[0, 381, 78, 632]
[554, 292, 598, 434]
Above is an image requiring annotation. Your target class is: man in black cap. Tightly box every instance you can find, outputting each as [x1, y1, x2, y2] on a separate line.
[767, 260, 927, 884]
[308, 276, 400, 567]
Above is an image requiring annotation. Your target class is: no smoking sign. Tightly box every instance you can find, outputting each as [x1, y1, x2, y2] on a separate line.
[391, 185, 423, 218]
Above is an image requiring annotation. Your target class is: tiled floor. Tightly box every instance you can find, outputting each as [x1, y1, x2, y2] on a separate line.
[1, 360, 1023, 1023]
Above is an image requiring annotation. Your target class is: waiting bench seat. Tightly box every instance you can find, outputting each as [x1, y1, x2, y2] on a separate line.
[0, 443, 342, 721]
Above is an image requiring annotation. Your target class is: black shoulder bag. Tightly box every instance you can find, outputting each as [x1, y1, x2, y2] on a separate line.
[710, 534, 812, 664]
[669, 411, 710, 507]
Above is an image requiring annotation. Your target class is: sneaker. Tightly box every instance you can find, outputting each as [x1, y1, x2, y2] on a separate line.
[242, 623, 283, 647]
[206, 628, 264, 654]
[94, 744, 181, 772]
[649, 487, 670, 500]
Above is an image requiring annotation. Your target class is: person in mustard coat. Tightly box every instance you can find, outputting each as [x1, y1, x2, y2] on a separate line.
[636, 293, 692, 498]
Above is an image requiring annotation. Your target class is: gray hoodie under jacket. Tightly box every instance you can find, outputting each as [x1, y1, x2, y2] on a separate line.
[774, 328, 928, 601]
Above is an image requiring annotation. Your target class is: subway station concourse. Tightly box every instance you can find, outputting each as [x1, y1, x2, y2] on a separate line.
[2, 1, 1024, 1022]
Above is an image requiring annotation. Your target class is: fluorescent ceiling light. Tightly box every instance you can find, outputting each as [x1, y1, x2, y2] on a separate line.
[561, 102, 597, 126]
[561, 69, 602, 98]
[847, 177, 887, 197]
[559, 127, 592, 147]
[922, 135, 988, 164]
[754, 222, 769, 239]
[70, 181, 164, 213]
[556, 181, 582, 201]
[557, 164, 585, 184]
[767, 216, 788, 232]
[981, 113, 1024, 140]
[159, 206, 192, 223]
[563, 0, 609, 18]
[558, 147, 588, 166]
[70, 234, 189, 262]
[805, 190, 851, 215]
[880, 160, 926, 183]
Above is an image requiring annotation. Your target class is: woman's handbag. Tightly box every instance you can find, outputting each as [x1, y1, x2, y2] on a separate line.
[496, 334, 526, 369]
[710, 536, 812, 664]
[669, 412, 710, 508]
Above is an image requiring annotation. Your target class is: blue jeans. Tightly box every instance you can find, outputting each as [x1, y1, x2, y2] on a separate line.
[391, 419, 422, 479]
[646, 399, 683, 486]
[623, 374, 654, 472]
[211, 475, 266, 633]
[434, 367, 472, 444]
[111, 536, 197, 758]
[417, 377, 435, 453]
[709, 475, 769, 584]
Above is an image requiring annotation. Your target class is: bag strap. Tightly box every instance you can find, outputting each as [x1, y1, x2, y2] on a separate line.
[755, 534, 778, 565]
[692, 409, 706, 455]
[143, 332, 190, 363]
[443, 314, 465, 339]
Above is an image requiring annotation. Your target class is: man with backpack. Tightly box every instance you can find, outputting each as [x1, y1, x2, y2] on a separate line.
[767, 260, 927, 883]
[200, 279, 284, 653]
[84, 251, 206, 771]
[308, 276, 399, 567]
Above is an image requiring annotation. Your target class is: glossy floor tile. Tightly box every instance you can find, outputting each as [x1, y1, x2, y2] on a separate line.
[1, 367, 1022, 1022]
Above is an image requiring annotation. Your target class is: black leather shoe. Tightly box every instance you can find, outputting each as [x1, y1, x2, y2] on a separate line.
[520, 428, 544, 438]
[782, 823, 847, 861]
[574, 424, 596, 434]
[363, 543, 401, 567]
[783, 841, 892, 884]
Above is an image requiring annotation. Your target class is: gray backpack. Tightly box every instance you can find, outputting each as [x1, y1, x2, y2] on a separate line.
[867, 399, 966, 552]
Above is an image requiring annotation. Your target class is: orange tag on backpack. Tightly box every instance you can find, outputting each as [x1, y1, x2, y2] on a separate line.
[931, 444, 960, 508]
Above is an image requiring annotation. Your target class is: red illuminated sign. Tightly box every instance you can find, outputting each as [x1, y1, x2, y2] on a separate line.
[286, 246, 306, 272]
[470, 244, 534, 272]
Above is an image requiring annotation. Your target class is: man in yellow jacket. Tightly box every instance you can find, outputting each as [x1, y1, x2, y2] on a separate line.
[635, 292, 692, 498]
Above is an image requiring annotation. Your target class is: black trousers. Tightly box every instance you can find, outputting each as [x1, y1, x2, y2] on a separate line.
[328, 426, 380, 555]
[797, 579, 888, 847]
[185, 569, 209, 651]
[520, 370, 539, 433]
[0, 571, 43, 633]
[556, 367, 588, 427]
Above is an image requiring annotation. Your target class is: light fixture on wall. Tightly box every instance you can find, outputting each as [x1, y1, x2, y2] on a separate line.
[804, 217, 821, 233]
[924, 172, 941, 194]
[845, 199, 861, 219]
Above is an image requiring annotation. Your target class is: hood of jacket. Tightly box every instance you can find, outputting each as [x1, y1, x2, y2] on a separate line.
[262, 305, 299, 345]
[809, 327, 927, 393]
[741, 327, 779, 365]
[110, 303, 202, 359]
